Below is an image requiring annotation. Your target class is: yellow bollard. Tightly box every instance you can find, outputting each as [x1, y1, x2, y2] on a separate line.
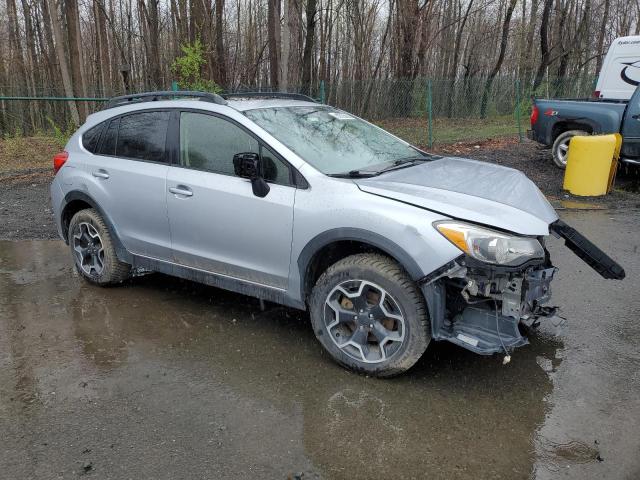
[563, 134, 621, 196]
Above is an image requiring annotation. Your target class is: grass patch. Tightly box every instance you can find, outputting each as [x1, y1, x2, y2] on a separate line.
[376, 115, 527, 147]
[0, 135, 60, 174]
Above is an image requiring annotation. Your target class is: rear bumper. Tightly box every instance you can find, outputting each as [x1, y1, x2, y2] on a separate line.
[50, 178, 66, 241]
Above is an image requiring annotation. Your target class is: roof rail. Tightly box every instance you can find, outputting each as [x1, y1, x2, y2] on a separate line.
[104, 91, 227, 109]
[222, 92, 318, 103]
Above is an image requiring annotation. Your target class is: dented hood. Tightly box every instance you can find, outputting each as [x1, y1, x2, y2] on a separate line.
[355, 157, 558, 236]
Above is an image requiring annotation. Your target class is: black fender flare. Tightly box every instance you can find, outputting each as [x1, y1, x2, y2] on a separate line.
[61, 191, 132, 263]
[297, 228, 426, 300]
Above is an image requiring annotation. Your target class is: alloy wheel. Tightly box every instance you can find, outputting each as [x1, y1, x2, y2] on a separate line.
[72, 222, 105, 276]
[323, 280, 406, 364]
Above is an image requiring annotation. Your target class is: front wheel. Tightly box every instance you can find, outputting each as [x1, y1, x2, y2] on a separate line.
[309, 254, 430, 377]
[552, 130, 588, 169]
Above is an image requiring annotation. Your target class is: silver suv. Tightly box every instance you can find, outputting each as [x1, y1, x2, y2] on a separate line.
[51, 91, 624, 377]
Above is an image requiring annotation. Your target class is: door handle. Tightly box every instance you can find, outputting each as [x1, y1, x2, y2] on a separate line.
[92, 169, 109, 179]
[169, 186, 193, 197]
[632, 114, 640, 120]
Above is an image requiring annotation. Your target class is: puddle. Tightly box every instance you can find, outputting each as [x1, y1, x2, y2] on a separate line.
[1, 216, 639, 480]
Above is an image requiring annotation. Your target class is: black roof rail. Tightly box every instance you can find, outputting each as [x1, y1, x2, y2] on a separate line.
[222, 92, 318, 103]
[104, 91, 227, 109]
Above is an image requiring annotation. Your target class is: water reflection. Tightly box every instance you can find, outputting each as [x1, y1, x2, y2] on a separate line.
[1, 240, 564, 479]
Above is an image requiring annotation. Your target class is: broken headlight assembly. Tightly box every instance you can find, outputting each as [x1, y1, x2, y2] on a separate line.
[434, 221, 545, 266]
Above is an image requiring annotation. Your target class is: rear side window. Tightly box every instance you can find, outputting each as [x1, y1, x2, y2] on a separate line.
[97, 118, 119, 156]
[116, 111, 170, 162]
[82, 124, 104, 153]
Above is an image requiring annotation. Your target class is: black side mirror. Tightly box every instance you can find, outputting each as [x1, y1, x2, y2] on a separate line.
[233, 152, 270, 198]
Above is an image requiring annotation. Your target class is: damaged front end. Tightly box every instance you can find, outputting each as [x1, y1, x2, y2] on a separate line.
[422, 219, 625, 356]
[421, 256, 557, 355]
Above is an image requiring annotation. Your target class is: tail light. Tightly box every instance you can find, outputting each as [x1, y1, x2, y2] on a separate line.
[530, 105, 539, 127]
[593, 90, 601, 98]
[53, 151, 68, 173]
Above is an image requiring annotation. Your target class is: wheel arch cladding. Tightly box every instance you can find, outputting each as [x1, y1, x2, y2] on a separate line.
[62, 191, 132, 263]
[298, 228, 426, 302]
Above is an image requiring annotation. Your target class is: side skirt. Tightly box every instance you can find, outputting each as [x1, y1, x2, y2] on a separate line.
[130, 254, 306, 311]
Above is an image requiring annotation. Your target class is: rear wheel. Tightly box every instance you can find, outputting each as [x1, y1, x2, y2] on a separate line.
[68, 208, 130, 285]
[552, 129, 588, 169]
[309, 254, 430, 378]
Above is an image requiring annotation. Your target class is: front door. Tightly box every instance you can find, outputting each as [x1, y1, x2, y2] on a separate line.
[166, 111, 296, 289]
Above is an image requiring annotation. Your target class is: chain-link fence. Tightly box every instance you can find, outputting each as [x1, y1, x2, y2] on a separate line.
[0, 74, 597, 147]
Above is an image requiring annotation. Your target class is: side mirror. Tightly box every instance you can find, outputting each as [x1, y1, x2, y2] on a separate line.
[233, 152, 270, 198]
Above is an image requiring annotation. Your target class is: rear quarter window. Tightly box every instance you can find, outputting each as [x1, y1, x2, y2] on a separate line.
[82, 123, 104, 153]
[97, 118, 119, 156]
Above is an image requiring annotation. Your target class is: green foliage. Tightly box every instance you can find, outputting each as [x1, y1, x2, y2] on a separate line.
[46, 117, 76, 149]
[171, 40, 221, 93]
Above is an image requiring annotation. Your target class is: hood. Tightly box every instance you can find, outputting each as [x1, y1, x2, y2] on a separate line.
[355, 157, 558, 236]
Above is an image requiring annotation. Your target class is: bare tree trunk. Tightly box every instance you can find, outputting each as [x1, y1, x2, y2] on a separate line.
[216, 0, 228, 86]
[595, 0, 610, 73]
[280, 0, 290, 90]
[446, 0, 474, 117]
[480, 0, 517, 118]
[65, 0, 88, 120]
[47, 0, 80, 125]
[533, 0, 554, 91]
[268, 0, 281, 89]
[301, 0, 317, 94]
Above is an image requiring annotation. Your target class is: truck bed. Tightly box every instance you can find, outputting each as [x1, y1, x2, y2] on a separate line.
[531, 98, 627, 146]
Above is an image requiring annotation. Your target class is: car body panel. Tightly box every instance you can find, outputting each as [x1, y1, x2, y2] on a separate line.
[355, 157, 557, 236]
[166, 165, 296, 289]
[287, 164, 463, 301]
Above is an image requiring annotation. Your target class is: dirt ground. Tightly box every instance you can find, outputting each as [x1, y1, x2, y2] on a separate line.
[1, 135, 638, 241]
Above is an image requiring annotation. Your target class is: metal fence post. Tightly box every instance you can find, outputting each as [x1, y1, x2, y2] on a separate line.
[171, 81, 178, 91]
[515, 79, 523, 143]
[427, 79, 433, 149]
[319, 80, 326, 104]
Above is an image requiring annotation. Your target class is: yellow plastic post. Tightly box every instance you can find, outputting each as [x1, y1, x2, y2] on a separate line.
[563, 134, 618, 196]
[607, 133, 622, 193]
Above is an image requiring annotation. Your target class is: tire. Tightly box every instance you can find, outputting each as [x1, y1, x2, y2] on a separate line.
[552, 130, 588, 169]
[309, 253, 430, 378]
[68, 208, 130, 285]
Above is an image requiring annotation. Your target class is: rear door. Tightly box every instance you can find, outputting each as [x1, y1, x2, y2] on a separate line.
[621, 88, 640, 158]
[166, 110, 296, 289]
[82, 110, 173, 260]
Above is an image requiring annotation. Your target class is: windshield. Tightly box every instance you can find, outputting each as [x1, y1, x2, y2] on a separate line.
[244, 106, 428, 175]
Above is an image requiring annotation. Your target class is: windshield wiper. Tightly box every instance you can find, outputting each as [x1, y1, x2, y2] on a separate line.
[327, 156, 433, 179]
[327, 170, 379, 178]
[374, 157, 430, 174]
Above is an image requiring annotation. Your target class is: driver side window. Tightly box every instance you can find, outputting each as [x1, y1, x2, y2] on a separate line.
[179, 112, 292, 185]
[180, 112, 258, 175]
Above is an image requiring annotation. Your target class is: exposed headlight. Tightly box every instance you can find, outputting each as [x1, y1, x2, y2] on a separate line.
[434, 221, 545, 266]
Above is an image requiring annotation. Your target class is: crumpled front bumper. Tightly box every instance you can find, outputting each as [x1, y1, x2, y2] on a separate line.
[420, 219, 624, 356]
[421, 259, 558, 355]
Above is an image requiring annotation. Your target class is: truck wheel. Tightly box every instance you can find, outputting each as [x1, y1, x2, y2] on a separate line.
[309, 253, 430, 378]
[68, 208, 131, 285]
[552, 130, 588, 169]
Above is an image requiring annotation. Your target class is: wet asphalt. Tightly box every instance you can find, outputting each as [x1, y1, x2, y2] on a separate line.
[0, 209, 638, 480]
